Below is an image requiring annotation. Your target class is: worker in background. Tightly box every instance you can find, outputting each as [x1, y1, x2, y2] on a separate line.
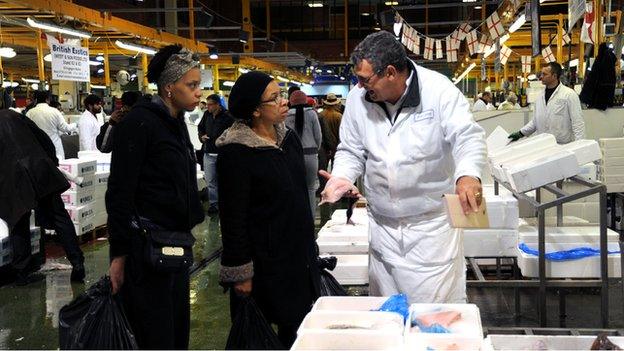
[319, 31, 486, 303]
[319, 93, 342, 168]
[78, 94, 103, 151]
[26, 91, 77, 160]
[508, 62, 585, 144]
[497, 92, 521, 110]
[472, 91, 495, 111]
[96, 91, 140, 153]
[198, 93, 234, 214]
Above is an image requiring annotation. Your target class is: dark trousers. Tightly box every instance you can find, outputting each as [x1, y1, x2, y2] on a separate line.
[9, 212, 32, 273]
[121, 256, 191, 350]
[36, 194, 84, 267]
[229, 290, 299, 349]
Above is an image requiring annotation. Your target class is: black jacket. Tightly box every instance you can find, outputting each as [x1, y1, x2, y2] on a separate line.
[106, 97, 205, 258]
[216, 121, 320, 325]
[197, 109, 234, 154]
[580, 43, 616, 111]
[0, 110, 69, 231]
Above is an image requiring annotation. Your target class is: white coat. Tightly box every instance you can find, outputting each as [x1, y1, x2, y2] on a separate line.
[332, 61, 487, 303]
[521, 83, 585, 144]
[78, 110, 102, 151]
[472, 99, 495, 111]
[26, 103, 76, 160]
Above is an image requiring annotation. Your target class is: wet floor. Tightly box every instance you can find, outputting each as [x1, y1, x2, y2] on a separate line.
[0, 202, 623, 349]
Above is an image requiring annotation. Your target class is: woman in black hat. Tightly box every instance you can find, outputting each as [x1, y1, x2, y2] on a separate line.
[216, 71, 320, 348]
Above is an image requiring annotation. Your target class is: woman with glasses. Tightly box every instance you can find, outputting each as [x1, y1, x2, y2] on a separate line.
[215, 71, 320, 348]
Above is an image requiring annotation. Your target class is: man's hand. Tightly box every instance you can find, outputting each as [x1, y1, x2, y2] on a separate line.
[318, 170, 360, 205]
[109, 256, 126, 294]
[508, 131, 524, 142]
[200, 135, 209, 142]
[455, 176, 482, 214]
[234, 279, 252, 296]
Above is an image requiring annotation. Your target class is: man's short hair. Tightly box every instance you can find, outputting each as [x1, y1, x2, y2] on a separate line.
[83, 94, 102, 107]
[120, 91, 140, 107]
[351, 31, 409, 74]
[481, 91, 492, 98]
[547, 62, 563, 79]
[34, 91, 49, 104]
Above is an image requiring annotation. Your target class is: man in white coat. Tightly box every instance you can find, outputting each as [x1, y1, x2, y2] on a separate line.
[472, 92, 495, 112]
[319, 31, 486, 303]
[508, 62, 585, 144]
[78, 94, 103, 151]
[26, 91, 77, 160]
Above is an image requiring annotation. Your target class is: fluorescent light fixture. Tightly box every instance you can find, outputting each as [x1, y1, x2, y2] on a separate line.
[97, 68, 104, 74]
[509, 14, 526, 33]
[31, 83, 39, 90]
[499, 34, 510, 44]
[374, 26, 382, 31]
[89, 60, 102, 66]
[22, 78, 40, 83]
[309, 80, 315, 84]
[315, 69, 322, 73]
[0, 47, 16, 58]
[393, 22, 402, 36]
[238, 67, 249, 74]
[326, 69, 332, 73]
[462, 0, 477, 2]
[307, 1, 323, 7]
[209, 47, 219, 59]
[27, 17, 91, 39]
[1, 81, 18, 88]
[475, 5, 482, 9]
[528, 74, 537, 80]
[44, 53, 52, 62]
[91, 84, 107, 89]
[569, 58, 579, 67]
[276, 76, 290, 83]
[340, 76, 346, 80]
[96, 55, 104, 61]
[483, 45, 496, 58]
[361, 12, 370, 16]
[384, 1, 399, 5]
[223, 81, 235, 87]
[115, 40, 157, 55]
[130, 73, 137, 79]
[453, 62, 476, 85]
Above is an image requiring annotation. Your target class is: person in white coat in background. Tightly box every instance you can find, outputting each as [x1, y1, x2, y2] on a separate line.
[472, 91, 495, 111]
[508, 62, 585, 144]
[26, 90, 77, 160]
[319, 31, 487, 303]
[78, 94, 103, 151]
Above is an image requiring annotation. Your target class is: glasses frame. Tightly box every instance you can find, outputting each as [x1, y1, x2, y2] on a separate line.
[259, 92, 286, 106]
[355, 67, 386, 85]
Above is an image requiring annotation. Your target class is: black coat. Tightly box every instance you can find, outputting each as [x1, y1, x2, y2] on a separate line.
[106, 98, 205, 258]
[580, 43, 616, 111]
[197, 109, 234, 154]
[216, 121, 320, 326]
[0, 110, 69, 231]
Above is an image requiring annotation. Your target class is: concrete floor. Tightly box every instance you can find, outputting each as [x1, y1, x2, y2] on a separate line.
[0, 203, 622, 349]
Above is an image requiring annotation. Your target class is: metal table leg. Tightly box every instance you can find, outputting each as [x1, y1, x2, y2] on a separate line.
[600, 188, 609, 328]
[538, 208, 547, 326]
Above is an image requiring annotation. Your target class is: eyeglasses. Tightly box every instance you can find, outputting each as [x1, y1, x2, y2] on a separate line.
[259, 93, 286, 105]
[354, 67, 385, 85]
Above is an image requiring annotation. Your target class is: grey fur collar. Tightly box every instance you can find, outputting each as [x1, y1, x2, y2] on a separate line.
[216, 120, 287, 149]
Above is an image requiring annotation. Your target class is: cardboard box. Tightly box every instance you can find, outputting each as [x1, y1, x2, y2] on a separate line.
[443, 194, 489, 228]
[58, 158, 97, 177]
[561, 139, 602, 165]
[67, 173, 95, 192]
[65, 203, 95, 223]
[599, 137, 624, 150]
[504, 152, 579, 193]
[61, 189, 95, 206]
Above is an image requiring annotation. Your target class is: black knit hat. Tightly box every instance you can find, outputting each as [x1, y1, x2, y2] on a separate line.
[228, 71, 274, 122]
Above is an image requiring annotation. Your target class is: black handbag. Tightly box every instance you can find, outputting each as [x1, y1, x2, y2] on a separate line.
[136, 217, 196, 273]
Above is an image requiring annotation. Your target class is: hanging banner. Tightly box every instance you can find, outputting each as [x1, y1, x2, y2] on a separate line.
[450, 29, 461, 49]
[500, 45, 513, 65]
[47, 36, 90, 82]
[458, 23, 472, 40]
[478, 34, 493, 54]
[401, 23, 410, 47]
[563, 32, 571, 45]
[445, 37, 458, 62]
[411, 28, 420, 55]
[568, 0, 586, 32]
[581, 1, 596, 44]
[466, 30, 479, 55]
[423, 37, 434, 60]
[542, 46, 556, 63]
[486, 11, 505, 39]
[435, 39, 444, 59]
[521, 55, 532, 74]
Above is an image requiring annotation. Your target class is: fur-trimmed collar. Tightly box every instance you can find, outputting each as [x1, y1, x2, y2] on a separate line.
[216, 120, 288, 149]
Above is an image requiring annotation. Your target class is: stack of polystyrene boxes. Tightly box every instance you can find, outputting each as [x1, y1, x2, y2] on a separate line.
[0, 216, 41, 267]
[317, 207, 369, 285]
[462, 195, 519, 257]
[598, 137, 624, 193]
[78, 151, 110, 228]
[60, 158, 96, 237]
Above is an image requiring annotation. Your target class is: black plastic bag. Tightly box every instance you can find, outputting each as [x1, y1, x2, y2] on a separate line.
[59, 276, 138, 350]
[318, 256, 348, 296]
[225, 296, 284, 350]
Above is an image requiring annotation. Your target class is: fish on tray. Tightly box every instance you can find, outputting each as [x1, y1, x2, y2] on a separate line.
[414, 310, 462, 329]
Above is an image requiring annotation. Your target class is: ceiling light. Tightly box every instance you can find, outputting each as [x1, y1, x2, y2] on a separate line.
[326, 69, 332, 73]
[393, 22, 402, 36]
[89, 61, 102, 66]
[22, 78, 40, 84]
[569, 58, 579, 67]
[97, 68, 104, 74]
[95, 55, 104, 61]
[209, 47, 218, 59]
[340, 76, 346, 80]
[130, 73, 137, 79]
[223, 81, 235, 87]
[27, 17, 91, 39]
[44, 53, 52, 62]
[475, 5, 482, 9]
[384, 1, 399, 5]
[45, 84, 50, 90]
[276, 76, 290, 82]
[509, 14, 526, 33]
[238, 67, 249, 74]
[362, 12, 370, 16]
[315, 69, 322, 73]
[115, 40, 157, 55]
[239, 30, 249, 43]
[374, 26, 382, 31]
[31, 83, 39, 90]
[307, 1, 323, 7]
[0, 47, 16, 58]
[528, 74, 537, 80]
[453, 62, 476, 85]
[91, 84, 107, 90]
[499, 34, 510, 45]
[309, 80, 315, 84]
[462, 0, 477, 2]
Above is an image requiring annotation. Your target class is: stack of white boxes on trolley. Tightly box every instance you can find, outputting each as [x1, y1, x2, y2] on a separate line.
[0, 214, 41, 268]
[59, 151, 110, 238]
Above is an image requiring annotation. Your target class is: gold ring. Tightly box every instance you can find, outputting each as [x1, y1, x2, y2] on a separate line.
[474, 192, 482, 198]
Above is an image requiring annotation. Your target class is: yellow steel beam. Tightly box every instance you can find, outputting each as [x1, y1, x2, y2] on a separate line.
[142, 53, 148, 92]
[188, 0, 195, 42]
[36, 30, 45, 82]
[104, 44, 111, 87]
[594, 0, 602, 56]
[242, 0, 253, 53]
[212, 64, 220, 92]
[557, 14, 563, 62]
[579, 35, 585, 78]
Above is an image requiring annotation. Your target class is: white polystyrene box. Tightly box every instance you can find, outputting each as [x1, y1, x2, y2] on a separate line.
[317, 223, 369, 243]
[94, 187, 106, 201]
[311, 296, 389, 312]
[298, 311, 404, 335]
[78, 150, 111, 162]
[0, 218, 7, 239]
[486, 126, 510, 156]
[518, 225, 619, 244]
[93, 200, 106, 215]
[0, 252, 12, 267]
[577, 163, 597, 181]
[599, 165, 624, 176]
[519, 216, 590, 227]
[561, 139, 602, 165]
[601, 175, 624, 185]
[601, 157, 624, 167]
[485, 195, 519, 229]
[95, 171, 109, 186]
[493, 146, 566, 184]
[58, 158, 97, 177]
[481, 184, 513, 197]
[330, 208, 369, 222]
[317, 240, 369, 255]
[599, 137, 624, 150]
[504, 151, 579, 193]
[489, 134, 557, 166]
[601, 147, 624, 158]
[292, 330, 403, 350]
[325, 254, 368, 285]
[483, 335, 624, 351]
[65, 203, 95, 223]
[74, 219, 94, 236]
[61, 189, 95, 206]
[462, 229, 518, 257]
[405, 303, 483, 351]
[67, 173, 95, 192]
[92, 212, 107, 228]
